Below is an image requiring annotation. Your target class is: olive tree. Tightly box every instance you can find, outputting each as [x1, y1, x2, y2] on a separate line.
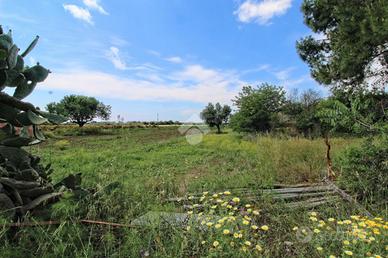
[200, 103, 231, 133]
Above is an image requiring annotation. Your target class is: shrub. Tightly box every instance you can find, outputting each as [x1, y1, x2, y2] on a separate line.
[336, 136, 388, 206]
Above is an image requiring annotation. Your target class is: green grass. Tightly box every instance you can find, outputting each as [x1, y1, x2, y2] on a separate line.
[1, 127, 385, 257]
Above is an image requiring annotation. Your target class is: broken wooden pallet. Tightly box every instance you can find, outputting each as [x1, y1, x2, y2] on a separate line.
[167, 183, 340, 209]
[131, 181, 374, 228]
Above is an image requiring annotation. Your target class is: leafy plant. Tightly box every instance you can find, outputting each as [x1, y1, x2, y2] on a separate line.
[336, 136, 388, 209]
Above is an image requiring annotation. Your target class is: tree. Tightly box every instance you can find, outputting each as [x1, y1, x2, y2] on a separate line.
[230, 83, 286, 133]
[200, 102, 231, 133]
[297, 0, 388, 89]
[47, 95, 111, 127]
[283, 89, 322, 137]
[297, 0, 388, 180]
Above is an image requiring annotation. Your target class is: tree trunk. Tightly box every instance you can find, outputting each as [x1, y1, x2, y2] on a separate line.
[324, 132, 335, 180]
[77, 121, 86, 127]
[216, 124, 221, 134]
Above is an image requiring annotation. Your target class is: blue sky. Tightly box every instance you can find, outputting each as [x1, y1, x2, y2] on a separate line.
[1, 0, 327, 122]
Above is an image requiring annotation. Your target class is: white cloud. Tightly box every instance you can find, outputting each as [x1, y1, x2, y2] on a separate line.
[42, 65, 244, 104]
[106, 46, 128, 70]
[147, 50, 161, 57]
[63, 4, 93, 24]
[173, 65, 222, 82]
[82, 0, 108, 15]
[235, 0, 292, 24]
[273, 67, 294, 81]
[165, 56, 183, 64]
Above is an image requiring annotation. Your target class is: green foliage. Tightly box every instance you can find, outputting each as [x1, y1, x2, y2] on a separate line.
[47, 95, 112, 127]
[230, 83, 286, 132]
[336, 136, 388, 209]
[200, 102, 231, 133]
[297, 0, 388, 88]
[316, 88, 387, 135]
[283, 89, 322, 137]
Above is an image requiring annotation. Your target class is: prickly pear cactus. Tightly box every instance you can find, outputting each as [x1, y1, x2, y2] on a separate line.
[0, 25, 69, 220]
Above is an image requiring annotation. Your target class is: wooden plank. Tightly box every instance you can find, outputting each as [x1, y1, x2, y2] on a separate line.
[270, 190, 337, 200]
[323, 178, 373, 217]
[285, 196, 340, 209]
[167, 185, 335, 202]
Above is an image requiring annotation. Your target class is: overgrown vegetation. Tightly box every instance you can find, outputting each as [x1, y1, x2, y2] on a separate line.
[1, 127, 377, 257]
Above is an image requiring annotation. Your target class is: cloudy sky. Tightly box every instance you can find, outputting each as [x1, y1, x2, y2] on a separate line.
[1, 0, 327, 121]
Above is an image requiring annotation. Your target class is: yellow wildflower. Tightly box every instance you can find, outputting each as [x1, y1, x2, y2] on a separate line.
[244, 241, 251, 246]
[206, 222, 213, 227]
[344, 250, 353, 256]
[251, 225, 258, 230]
[243, 220, 250, 225]
[309, 212, 317, 216]
[187, 210, 193, 215]
[328, 218, 335, 222]
[343, 240, 350, 245]
[201, 240, 206, 245]
[309, 216, 318, 222]
[203, 191, 208, 195]
[215, 224, 221, 229]
[223, 229, 230, 235]
[245, 204, 251, 208]
[313, 229, 320, 234]
[292, 226, 298, 231]
[253, 210, 260, 215]
[255, 244, 262, 251]
[224, 191, 231, 195]
[329, 255, 336, 258]
[212, 194, 218, 198]
[232, 197, 240, 203]
[316, 246, 323, 251]
[261, 225, 269, 231]
[213, 241, 219, 247]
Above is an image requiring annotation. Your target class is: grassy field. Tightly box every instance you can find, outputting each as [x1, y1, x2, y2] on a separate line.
[1, 127, 386, 257]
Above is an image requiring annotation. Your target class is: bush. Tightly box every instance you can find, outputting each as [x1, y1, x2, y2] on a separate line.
[336, 136, 388, 207]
